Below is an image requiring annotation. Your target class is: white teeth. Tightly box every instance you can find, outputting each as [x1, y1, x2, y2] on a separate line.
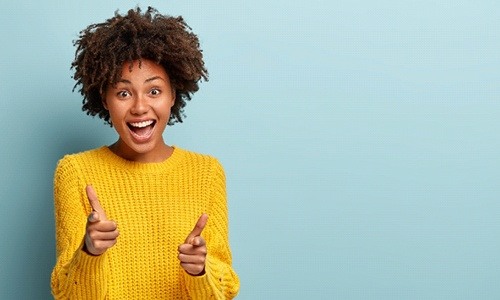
[129, 120, 154, 128]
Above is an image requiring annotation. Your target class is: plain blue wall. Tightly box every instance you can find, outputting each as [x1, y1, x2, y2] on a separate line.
[1, 1, 499, 299]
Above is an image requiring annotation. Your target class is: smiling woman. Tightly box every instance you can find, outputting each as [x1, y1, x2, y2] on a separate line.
[72, 6, 207, 127]
[103, 60, 175, 162]
[51, 6, 239, 299]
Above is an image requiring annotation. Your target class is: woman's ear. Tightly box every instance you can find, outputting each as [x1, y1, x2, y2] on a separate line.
[170, 89, 176, 108]
[102, 98, 108, 110]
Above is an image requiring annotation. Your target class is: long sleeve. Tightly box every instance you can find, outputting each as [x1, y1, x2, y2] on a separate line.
[51, 157, 109, 299]
[183, 159, 240, 299]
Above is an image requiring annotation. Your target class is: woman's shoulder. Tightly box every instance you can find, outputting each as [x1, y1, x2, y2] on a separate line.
[53, 147, 108, 184]
[59, 146, 107, 160]
[56, 146, 108, 168]
[174, 146, 224, 170]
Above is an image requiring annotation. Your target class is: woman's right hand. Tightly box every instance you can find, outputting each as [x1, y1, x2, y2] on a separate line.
[84, 185, 119, 256]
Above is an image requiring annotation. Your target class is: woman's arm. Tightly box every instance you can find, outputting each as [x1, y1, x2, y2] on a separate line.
[183, 159, 240, 299]
[51, 157, 110, 300]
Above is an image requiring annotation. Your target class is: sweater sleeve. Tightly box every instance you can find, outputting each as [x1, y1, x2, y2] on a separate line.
[51, 157, 109, 299]
[183, 159, 240, 299]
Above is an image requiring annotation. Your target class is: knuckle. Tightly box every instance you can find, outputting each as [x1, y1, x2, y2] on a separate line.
[93, 240, 102, 250]
[88, 231, 97, 240]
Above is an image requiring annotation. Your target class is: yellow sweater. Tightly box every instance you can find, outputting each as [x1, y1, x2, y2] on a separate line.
[51, 146, 240, 299]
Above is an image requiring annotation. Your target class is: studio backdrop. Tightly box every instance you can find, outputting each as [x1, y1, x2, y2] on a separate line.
[1, 1, 499, 299]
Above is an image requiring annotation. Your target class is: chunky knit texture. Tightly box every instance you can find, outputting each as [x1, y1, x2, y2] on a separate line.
[51, 146, 239, 299]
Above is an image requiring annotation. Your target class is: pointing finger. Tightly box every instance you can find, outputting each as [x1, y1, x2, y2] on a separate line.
[185, 213, 208, 244]
[86, 185, 107, 221]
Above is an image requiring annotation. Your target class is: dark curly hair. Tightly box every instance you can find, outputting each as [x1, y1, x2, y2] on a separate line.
[72, 6, 208, 125]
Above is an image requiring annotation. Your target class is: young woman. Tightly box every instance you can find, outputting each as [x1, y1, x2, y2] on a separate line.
[51, 7, 239, 299]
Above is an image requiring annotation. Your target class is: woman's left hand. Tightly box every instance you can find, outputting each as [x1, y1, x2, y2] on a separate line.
[178, 213, 208, 276]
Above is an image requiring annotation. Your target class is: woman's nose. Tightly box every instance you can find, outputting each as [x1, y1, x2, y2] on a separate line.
[130, 95, 149, 115]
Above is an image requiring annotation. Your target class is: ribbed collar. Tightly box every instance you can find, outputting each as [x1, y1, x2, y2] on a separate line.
[95, 145, 184, 174]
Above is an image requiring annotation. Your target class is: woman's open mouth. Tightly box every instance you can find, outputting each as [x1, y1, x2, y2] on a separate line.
[127, 120, 156, 141]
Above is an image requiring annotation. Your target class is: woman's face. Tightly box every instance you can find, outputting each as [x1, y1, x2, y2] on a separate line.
[103, 59, 175, 162]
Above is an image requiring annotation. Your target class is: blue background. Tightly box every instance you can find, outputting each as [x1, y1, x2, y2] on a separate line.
[1, 1, 499, 299]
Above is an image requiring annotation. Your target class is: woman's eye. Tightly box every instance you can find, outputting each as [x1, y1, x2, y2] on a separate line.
[117, 91, 130, 98]
[150, 88, 161, 96]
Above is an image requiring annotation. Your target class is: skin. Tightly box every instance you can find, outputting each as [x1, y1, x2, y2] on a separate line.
[103, 59, 175, 163]
[84, 59, 208, 276]
[85, 185, 119, 256]
[178, 213, 209, 276]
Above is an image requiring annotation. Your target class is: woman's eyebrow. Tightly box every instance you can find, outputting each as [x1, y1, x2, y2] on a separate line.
[114, 76, 165, 85]
[116, 79, 132, 84]
[145, 76, 165, 83]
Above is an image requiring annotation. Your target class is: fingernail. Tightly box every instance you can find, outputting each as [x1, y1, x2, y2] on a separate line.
[89, 211, 99, 222]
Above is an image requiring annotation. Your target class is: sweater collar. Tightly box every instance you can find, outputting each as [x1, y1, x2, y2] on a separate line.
[98, 145, 184, 173]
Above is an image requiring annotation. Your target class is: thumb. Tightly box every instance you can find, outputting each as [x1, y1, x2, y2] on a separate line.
[86, 185, 107, 221]
[87, 211, 101, 223]
[185, 213, 208, 244]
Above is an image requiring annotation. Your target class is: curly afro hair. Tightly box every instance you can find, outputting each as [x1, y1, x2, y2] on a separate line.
[72, 6, 208, 125]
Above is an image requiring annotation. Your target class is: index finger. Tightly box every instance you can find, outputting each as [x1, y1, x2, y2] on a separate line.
[86, 185, 107, 220]
[185, 213, 208, 244]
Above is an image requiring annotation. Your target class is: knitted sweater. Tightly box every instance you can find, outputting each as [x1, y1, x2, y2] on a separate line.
[51, 146, 240, 299]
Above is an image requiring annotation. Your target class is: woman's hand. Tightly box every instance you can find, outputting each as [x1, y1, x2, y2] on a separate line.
[178, 214, 208, 276]
[84, 185, 119, 256]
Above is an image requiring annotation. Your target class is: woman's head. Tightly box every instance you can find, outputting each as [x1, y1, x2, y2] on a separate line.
[72, 6, 208, 125]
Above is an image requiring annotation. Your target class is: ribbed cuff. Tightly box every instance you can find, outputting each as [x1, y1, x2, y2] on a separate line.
[62, 248, 108, 299]
[183, 255, 223, 299]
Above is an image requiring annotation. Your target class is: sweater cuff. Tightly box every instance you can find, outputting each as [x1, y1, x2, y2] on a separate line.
[183, 255, 223, 299]
[70, 248, 108, 282]
[62, 247, 108, 299]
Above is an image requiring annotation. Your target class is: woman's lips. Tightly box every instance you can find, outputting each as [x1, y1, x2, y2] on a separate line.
[127, 120, 156, 142]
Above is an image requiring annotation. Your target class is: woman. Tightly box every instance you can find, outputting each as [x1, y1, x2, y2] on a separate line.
[51, 6, 239, 299]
